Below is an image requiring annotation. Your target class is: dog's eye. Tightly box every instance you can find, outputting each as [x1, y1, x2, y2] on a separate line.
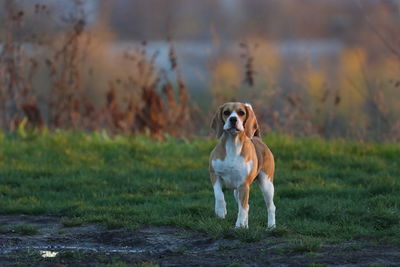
[223, 110, 231, 116]
[238, 110, 245, 116]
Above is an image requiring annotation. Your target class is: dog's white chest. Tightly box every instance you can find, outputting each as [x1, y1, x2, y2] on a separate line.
[212, 155, 252, 189]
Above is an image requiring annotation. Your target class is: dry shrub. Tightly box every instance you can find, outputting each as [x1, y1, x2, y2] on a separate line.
[46, 18, 92, 129]
[222, 39, 400, 141]
[99, 42, 192, 139]
[0, 0, 42, 131]
[0, 0, 193, 138]
[1, 1, 399, 141]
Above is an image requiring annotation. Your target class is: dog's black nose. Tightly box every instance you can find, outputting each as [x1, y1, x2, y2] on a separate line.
[229, 117, 237, 124]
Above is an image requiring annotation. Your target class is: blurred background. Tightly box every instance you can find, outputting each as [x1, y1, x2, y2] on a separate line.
[0, 0, 399, 141]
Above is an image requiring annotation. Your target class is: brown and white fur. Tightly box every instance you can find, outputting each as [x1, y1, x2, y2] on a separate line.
[209, 102, 276, 228]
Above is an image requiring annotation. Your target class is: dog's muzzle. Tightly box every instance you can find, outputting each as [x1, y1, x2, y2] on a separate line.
[228, 116, 240, 131]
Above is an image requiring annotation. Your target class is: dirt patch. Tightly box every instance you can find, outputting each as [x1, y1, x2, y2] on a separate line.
[0, 215, 399, 266]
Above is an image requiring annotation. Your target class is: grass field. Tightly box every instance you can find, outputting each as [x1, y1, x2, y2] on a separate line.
[0, 130, 399, 248]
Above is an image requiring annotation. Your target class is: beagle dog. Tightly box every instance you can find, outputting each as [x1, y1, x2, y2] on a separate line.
[209, 102, 276, 228]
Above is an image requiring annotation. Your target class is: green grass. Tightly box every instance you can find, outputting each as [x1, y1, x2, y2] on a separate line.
[0, 131, 399, 245]
[11, 223, 39, 235]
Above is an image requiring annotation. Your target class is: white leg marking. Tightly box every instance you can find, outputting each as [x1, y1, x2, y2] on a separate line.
[234, 187, 249, 228]
[258, 173, 276, 228]
[235, 202, 249, 228]
[213, 178, 226, 219]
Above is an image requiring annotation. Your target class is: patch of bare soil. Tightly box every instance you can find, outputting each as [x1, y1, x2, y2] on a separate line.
[0, 215, 399, 266]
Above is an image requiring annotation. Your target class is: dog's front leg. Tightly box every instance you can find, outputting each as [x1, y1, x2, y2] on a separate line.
[235, 184, 250, 228]
[212, 174, 226, 219]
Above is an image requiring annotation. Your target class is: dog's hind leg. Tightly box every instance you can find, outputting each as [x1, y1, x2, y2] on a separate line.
[258, 172, 276, 228]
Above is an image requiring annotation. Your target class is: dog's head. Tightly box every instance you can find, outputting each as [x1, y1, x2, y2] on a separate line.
[211, 102, 260, 138]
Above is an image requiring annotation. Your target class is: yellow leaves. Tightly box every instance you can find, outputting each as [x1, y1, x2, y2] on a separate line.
[252, 41, 281, 82]
[337, 48, 368, 130]
[305, 70, 325, 100]
[341, 48, 365, 76]
[211, 59, 240, 103]
[210, 39, 281, 105]
[214, 60, 240, 82]
[303, 70, 328, 125]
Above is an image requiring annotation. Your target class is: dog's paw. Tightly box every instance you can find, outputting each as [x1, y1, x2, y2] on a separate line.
[215, 202, 227, 219]
[267, 224, 276, 230]
[235, 216, 249, 228]
[215, 208, 226, 219]
[235, 222, 249, 229]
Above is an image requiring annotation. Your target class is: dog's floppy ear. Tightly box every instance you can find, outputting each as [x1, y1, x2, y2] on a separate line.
[244, 103, 260, 138]
[211, 105, 224, 138]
